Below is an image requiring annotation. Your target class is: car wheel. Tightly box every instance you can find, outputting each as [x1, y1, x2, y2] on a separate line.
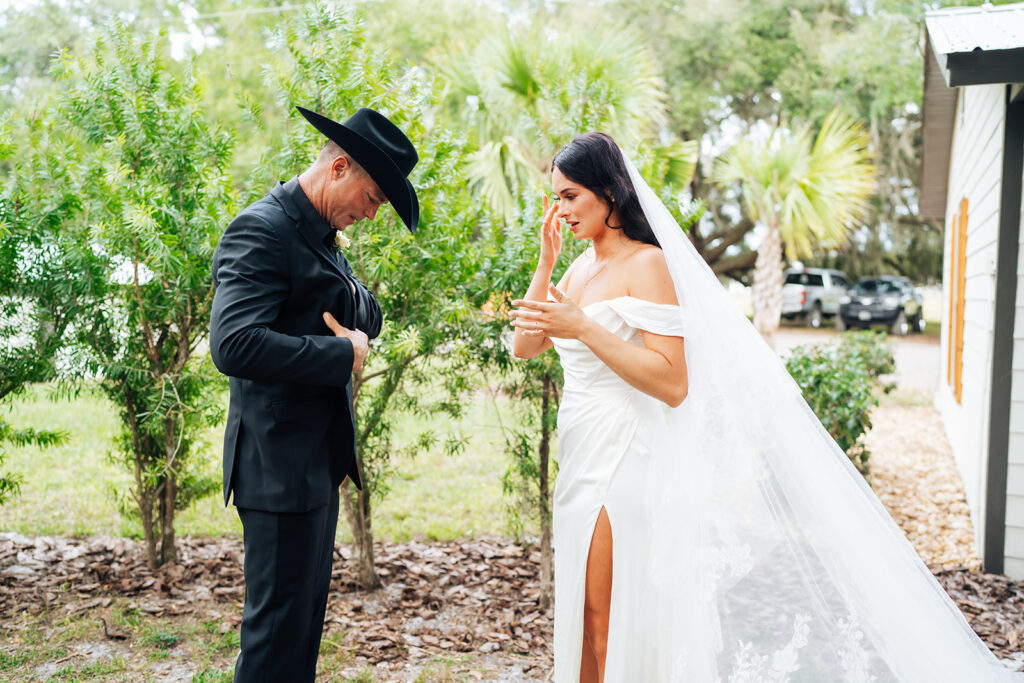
[807, 303, 823, 329]
[835, 315, 847, 332]
[911, 313, 924, 334]
[891, 311, 908, 336]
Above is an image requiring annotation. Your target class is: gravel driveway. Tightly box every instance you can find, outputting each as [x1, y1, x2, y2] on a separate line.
[775, 326, 940, 396]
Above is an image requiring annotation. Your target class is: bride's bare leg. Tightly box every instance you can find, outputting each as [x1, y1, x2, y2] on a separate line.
[580, 506, 613, 683]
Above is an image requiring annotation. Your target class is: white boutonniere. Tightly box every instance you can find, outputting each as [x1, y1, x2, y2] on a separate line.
[333, 231, 351, 249]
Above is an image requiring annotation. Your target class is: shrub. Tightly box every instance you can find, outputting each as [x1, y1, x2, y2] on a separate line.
[786, 332, 895, 474]
[836, 330, 896, 391]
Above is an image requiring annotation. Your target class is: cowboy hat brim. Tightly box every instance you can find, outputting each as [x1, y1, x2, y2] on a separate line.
[296, 106, 419, 233]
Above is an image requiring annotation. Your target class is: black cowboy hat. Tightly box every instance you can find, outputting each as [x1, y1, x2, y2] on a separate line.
[296, 106, 419, 233]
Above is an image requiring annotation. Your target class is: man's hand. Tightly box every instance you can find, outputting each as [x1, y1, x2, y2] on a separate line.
[323, 312, 369, 373]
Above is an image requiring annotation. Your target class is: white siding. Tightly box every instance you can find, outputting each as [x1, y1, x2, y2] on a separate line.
[1008, 120, 1024, 578]
[1006, 557, 1024, 578]
[936, 84, 1005, 567]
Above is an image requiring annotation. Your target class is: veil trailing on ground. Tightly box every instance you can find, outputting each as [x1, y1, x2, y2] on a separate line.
[622, 156, 1021, 681]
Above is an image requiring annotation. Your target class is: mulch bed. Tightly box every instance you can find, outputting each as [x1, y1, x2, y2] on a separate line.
[0, 532, 552, 676]
[2, 404, 1023, 674]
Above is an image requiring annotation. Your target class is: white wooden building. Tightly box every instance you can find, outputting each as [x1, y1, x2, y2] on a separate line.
[923, 3, 1024, 576]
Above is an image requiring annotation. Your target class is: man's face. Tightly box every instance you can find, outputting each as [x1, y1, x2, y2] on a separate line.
[323, 157, 388, 231]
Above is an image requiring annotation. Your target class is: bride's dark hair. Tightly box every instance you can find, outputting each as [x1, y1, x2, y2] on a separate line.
[551, 132, 660, 248]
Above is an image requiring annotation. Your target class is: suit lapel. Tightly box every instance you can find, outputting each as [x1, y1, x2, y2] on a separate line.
[270, 181, 358, 329]
[270, 182, 352, 282]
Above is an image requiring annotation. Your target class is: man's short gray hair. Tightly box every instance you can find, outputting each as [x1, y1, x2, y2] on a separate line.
[319, 140, 365, 175]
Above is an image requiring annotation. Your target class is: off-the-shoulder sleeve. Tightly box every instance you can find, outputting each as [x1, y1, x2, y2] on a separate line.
[606, 297, 686, 337]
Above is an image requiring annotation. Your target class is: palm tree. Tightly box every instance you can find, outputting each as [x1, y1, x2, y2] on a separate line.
[437, 25, 697, 219]
[714, 110, 875, 347]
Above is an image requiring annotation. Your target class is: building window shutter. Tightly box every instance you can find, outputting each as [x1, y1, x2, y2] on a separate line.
[947, 212, 958, 386]
[955, 199, 968, 403]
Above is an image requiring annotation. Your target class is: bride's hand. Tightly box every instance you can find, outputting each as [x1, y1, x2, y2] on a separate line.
[510, 284, 590, 339]
[537, 195, 562, 271]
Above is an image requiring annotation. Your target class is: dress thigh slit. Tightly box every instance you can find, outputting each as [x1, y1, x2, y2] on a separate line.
[581, 505, 614, 680]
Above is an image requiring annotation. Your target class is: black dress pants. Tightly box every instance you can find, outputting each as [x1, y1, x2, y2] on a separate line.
[233, 489, 339, 683]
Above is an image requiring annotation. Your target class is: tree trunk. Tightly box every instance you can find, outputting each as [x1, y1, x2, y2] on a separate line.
[752, 221, 784, 348]
[538, 373, 554, 610]
[136, 460, 158, 569]
[342, 374, 383, 591]
[343, 477, 380, 590]
[127, 400, 159, 569]
[156, 417, 178, 566]
[159, 472, 177, 566]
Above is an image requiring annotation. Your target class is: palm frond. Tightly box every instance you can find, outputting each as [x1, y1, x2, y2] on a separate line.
[466, 138, 542, 221]
[646, 138, 699, 189]
[436, 22, 672, 217]
[715, 110, 874, 259]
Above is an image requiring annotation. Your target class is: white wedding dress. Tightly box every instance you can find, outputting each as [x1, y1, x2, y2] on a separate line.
[551, 296, 686, 681]
[539, 156, 1023, 682]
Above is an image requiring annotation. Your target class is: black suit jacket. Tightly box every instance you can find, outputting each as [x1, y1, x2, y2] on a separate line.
[209, 177, 382, 512]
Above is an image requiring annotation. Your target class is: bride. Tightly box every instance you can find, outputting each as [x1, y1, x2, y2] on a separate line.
[509, 132, 1021, 682]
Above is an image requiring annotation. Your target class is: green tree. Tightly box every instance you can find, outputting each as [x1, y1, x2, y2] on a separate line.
[0, 114, 73, 504]
[361, 0, 501, 65]
[605, 0, 933, 282]
[8, 25, 237, 567]
[0, 0, 187, 112]
[715, 110, 874, 346]
[610, 0, 827, 280]
[472, 192, 564, 609]
[253, 3, 483, 589]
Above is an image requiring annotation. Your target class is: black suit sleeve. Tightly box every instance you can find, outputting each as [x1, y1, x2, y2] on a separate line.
[337, 253, 383, 340]
[209, 213, 355, 385]
[355, 281, 383, 340]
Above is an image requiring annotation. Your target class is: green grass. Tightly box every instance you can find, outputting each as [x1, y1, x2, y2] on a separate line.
[0, 383, 513, 543]
[192, 669, 234, 683]
[0, 605, 236, 682]
[368, 392, 510, 542]
[921, 320, 942, 340]
[0, 384, 131, 537]
[139, 627, 181, 650]
[851, 318, 941, 340]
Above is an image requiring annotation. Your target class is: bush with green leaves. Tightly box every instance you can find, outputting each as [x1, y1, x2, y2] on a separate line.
[5, 26, 236, 566]
[785, 332, 895, 474]
[836, 329, 897, 392]
[0, 113, 77, 504]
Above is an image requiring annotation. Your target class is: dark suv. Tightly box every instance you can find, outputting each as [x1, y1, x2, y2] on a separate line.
[837, 276, 924, 335]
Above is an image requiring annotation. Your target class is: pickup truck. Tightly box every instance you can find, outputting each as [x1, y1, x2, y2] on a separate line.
[781, 268, 854, 328]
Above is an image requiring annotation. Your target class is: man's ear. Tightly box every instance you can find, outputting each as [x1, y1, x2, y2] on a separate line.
[330, 154, 351, 179]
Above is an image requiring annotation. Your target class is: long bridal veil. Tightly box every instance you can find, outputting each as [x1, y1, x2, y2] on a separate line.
[622, 156, 1021, 681]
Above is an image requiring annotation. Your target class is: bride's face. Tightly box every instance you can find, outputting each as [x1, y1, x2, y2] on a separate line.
[551, 167, 616, 240]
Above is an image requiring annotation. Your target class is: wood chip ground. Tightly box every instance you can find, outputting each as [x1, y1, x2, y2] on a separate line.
[2, 402, 1023, 678]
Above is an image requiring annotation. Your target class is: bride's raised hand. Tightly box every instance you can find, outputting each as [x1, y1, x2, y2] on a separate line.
[511, 284, 590, 340]
[537, 195, 562, 271]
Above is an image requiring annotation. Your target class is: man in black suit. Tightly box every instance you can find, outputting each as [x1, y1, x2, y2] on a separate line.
[209, 106, 419, 682]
